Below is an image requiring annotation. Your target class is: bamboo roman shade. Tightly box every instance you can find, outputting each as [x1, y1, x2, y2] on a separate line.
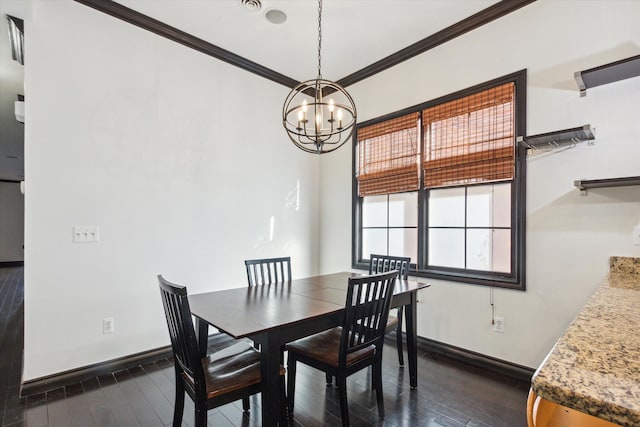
[422, 82, 515, 188]
[356, 112, 420, 196]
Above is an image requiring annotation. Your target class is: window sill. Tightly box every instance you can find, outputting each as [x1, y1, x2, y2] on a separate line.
[352, 261, 524, 290]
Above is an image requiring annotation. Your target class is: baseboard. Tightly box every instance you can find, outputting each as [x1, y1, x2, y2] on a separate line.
[415, 335, 535, 383]
[20, 333, 235, 397]
[22, 333, 534, 397]
[20, 346, 172, 397]
[0, 261, 24, 267]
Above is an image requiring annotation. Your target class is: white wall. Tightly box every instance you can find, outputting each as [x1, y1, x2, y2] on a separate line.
[319, 0, 640, 368]
[24, 0, 319, 380]
[0, 181, 24, 261]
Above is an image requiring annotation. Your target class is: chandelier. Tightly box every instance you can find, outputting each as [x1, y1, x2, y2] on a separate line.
[282, 0, 357, 154]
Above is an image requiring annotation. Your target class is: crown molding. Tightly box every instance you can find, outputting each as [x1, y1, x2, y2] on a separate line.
[73, 0, 300, 89]
[73, 0, 536, 90]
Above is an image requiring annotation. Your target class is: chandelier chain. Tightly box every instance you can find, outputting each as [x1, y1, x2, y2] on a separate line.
[317, 0, 322, 79]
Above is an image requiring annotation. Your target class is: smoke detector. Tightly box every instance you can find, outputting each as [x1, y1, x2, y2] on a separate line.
[265, 9, 287, 24]
[239, 0, 262, 12]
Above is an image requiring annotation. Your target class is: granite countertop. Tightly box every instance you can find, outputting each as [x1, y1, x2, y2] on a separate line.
[531, 257, 640, 426]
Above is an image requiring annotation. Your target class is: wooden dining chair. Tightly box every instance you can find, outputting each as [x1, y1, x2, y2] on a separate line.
[244, 256, 291, 286]
[285, 270, 397, 427]
[369, 254, 411, 367]
[158, 275, 287, 427]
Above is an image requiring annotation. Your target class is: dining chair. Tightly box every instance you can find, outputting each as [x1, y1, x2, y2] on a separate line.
[244, 256, 292, 355]
[369, 254, 411, 367]
[285, 270, 398, 426]
[244, 256, 291, 286]
[158, 275, 287, 427]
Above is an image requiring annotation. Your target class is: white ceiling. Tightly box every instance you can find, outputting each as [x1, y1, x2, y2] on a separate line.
[113, 0, 499, 83]
[0, 0, 505, 181]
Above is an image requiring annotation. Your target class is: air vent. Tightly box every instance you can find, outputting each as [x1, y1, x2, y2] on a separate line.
[239, 0, 262, 12]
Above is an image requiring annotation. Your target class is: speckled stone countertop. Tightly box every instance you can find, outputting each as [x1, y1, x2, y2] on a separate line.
[531, 256, 640, 427]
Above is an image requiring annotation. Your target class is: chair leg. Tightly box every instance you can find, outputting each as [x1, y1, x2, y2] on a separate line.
[242, 396, 250, 412]
[279, 374, 288, 425]
[371, 361, 378, 391]
[336, 375, 350, 427]
[194, 401, 207, 427]
[396, 307, 404, 367]
[287, 354, 297, 415]
[374, 359, 385, 420]
[326, 372, 333, 386]
[172, 375, 185, 427]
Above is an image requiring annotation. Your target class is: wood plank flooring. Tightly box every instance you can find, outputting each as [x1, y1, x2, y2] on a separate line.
[0, 266, 529, 426]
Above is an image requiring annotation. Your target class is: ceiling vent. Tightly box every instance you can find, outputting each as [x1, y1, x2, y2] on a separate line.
[239, 0, 262, 12]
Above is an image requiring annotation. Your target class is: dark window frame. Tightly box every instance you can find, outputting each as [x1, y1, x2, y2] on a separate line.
[352, 70, 527, 290]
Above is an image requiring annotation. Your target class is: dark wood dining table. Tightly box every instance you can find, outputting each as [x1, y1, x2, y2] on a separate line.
[188, 271, 430, 426]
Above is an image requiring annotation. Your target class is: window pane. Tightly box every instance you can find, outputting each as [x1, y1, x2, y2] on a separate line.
[389, 192, 418, 227]
[428, 187, 465, 227]
[362, 195, 387, 227]
[389, 228, 417, 263]
[492, 183, 511, 228]
[467, 229, 491, 270]
[467, 185, 492, 227]
[467, 229, 511, 273]
[362, 228, 387, 258]
[467, 183, 511, 227]
[428, 228, 464, 268]
[491, 229, 511, 273]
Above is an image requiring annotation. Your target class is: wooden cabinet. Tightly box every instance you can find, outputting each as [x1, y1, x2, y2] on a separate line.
[527, 389, 621, 427]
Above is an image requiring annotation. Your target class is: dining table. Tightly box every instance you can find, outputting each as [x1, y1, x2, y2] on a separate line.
[188, 271, 430, 426]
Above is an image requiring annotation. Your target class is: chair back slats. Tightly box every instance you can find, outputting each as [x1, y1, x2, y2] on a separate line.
[244, 256, 291, 286]
[369, 254, 411, 280]
[339, 271, 397, 365]
[158, 275, 205, 389]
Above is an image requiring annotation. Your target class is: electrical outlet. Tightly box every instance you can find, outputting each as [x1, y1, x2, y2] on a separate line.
[73, 226, 100, 243]
[493, 316, 505, 333]
[103, 317, 114, 334]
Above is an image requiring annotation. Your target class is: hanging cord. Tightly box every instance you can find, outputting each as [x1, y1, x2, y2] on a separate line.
[490, 286, 495, 325]
[317, 0, 322, 79]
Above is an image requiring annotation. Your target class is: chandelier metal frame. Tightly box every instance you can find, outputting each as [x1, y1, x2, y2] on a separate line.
[282, 0, 357, 154]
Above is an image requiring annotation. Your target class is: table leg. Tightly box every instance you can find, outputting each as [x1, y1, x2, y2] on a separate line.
[194, 318, 208, 358]
[255, 333, 282, 426]
[405, 292, 418, 389]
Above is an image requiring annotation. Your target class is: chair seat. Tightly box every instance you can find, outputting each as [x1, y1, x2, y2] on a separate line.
[286, 327, 375, 368]
[182, 342, 285, 399]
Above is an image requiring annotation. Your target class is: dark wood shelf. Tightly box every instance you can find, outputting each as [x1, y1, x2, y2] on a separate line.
[574, 55, 640, 97]
[574, 176, 640, 192]
[518, 125, 594, 150]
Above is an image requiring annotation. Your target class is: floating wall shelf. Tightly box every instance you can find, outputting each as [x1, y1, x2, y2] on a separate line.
[518, 125, 595, 151]
[574, 55, 640, 97]
[574, 176, 640, 195]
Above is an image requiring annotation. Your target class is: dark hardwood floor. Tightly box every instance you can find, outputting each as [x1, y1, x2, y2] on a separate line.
[0, 266, 529, 426]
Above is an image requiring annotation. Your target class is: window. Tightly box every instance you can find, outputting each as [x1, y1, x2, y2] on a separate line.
[352, 71, 526, 290]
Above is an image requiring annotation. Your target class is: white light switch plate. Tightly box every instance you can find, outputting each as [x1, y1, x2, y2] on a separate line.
[73, 226, 100, 243]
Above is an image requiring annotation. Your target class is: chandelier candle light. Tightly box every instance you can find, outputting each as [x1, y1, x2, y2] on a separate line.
[282, 0, 357, 154]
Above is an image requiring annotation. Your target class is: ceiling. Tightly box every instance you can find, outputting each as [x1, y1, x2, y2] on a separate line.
[0, 0, 521, 181]
[110, 0, 500, 83]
